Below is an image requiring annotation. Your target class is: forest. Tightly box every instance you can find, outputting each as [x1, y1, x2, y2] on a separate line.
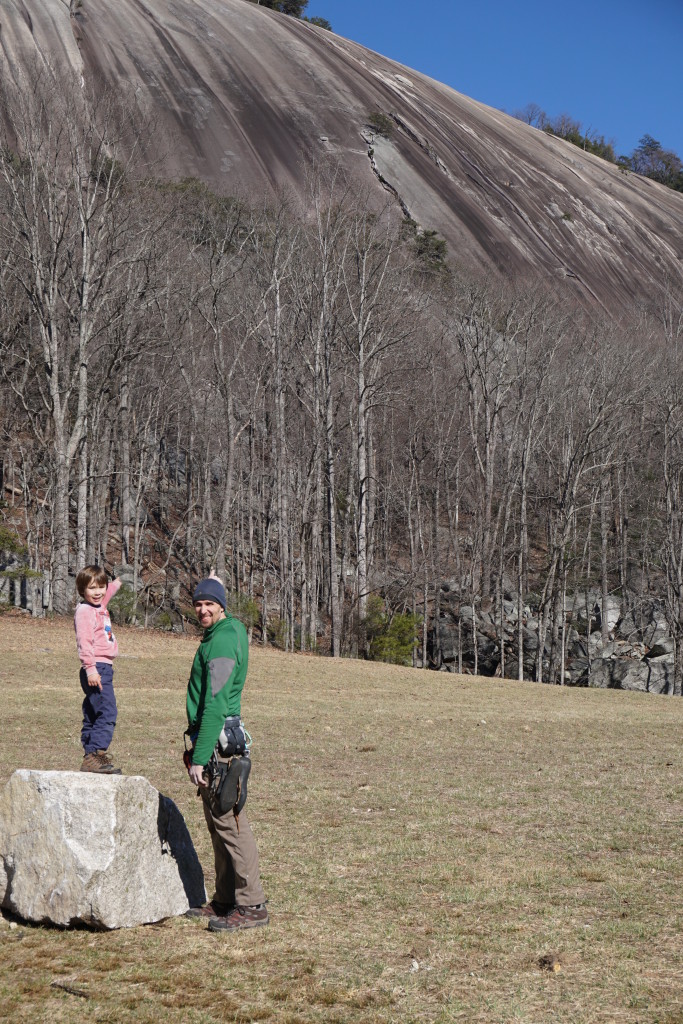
[1, 72, 682, 691]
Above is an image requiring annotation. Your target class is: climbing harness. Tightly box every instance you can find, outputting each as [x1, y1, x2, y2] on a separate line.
[184, 717, 252, 824]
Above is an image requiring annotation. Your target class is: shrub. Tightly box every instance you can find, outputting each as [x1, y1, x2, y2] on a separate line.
[253, 0, 309, 15]
[108, 584, 138, 625]
[401, 216, 418, 240]
[413, 228, 448, 268]
[304, 16, 332, 29]
[227, 593, 261, 631]
[367, 112, 394, 138]
[402, 220, 448, 273]
[0, 527, 41, 608]
[0, 525, 27, 561]
[91, 155, 125, 190]
[364, 594, 420, 666]
[267, 616, 287, 649]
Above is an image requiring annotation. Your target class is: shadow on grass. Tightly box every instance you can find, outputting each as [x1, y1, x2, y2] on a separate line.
[157, 790, 206, 909]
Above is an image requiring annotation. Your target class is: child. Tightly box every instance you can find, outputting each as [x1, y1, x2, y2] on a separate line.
[74, 565, 122, 774]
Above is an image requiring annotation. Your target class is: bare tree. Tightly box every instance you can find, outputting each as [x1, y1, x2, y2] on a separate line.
[532, 323, 642, 682]
[252, 201, 300, 647]
[339, 205, 419, 643]
[0, 68, 149, 611]
[186, 193, 258, 580]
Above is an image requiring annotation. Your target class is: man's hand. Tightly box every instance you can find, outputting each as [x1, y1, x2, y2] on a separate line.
[189, 763, 208, 787]
[86, 671, 102, 691]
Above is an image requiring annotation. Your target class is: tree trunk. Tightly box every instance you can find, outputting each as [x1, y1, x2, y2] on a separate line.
[77, 433, 88, 569]
[52, 450, 71, 614]
[120, 377, 131, 565]
[600, 473, 610, 643]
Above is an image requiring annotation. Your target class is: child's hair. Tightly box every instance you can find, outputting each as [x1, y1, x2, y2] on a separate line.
[76, 564, 108, 598]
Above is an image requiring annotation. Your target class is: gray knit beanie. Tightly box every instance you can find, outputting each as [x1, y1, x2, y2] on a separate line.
[192, 577, 227, 610]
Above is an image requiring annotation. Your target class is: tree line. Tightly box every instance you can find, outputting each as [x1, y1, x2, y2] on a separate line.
[1, 71, 682, 690]
[244, 0, 332, 31]
[513, 104, 683, 193]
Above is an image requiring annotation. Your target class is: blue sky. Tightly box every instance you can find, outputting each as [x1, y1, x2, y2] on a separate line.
[305, 0, 683, 161]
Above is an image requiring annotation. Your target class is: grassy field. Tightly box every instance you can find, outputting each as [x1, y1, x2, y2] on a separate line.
[0, 611, 681, 1024]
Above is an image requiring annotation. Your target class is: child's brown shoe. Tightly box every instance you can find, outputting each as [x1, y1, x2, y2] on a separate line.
[80, 752, 122, 775]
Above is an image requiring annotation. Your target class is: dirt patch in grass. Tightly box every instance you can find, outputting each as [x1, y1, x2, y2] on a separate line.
[1, 613, 681, 1023]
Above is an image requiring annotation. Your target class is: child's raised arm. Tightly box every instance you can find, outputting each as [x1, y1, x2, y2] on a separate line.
[101, 577, 122, 610]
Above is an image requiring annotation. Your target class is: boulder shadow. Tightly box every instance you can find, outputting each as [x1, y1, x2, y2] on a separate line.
[156, 793, 206, 908]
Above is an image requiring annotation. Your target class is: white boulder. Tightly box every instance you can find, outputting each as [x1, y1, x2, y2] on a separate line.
[0, 770, 205, 929]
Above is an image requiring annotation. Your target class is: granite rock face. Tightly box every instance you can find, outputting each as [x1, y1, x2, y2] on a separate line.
[0, 0, 681, 315]
[432, 583, 679, 693]
[0, 771, 206, 929]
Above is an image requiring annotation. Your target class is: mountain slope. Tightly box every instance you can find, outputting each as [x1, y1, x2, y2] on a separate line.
[1, 0, 681, 312]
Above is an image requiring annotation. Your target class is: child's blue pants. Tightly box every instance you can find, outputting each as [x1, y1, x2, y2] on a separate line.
[80, 663, 118, 753]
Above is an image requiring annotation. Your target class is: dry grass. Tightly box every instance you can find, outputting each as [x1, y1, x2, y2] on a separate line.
[0, 611, 682, 1024]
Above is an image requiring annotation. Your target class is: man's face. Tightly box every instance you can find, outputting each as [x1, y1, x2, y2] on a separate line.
[194, 599, 225, 629]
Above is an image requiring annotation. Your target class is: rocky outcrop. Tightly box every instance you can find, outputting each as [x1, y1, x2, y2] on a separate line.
[0, 0, 680, 315]
[0, 771, 205, 929]
[432, 581, 678, 695]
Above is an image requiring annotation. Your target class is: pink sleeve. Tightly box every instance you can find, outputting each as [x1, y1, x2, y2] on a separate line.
[101, 578, 122, 610]
[74, 604, 97, 673]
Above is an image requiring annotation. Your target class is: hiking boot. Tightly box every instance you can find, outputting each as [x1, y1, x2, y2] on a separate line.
[80, 752, 122, 775]
[97, 750, 123, 774]
[185, 900, 232, 920]
[208, 904, 269, 932]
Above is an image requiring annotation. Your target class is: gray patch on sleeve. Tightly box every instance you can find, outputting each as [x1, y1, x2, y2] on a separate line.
[208, 657, 235, 697]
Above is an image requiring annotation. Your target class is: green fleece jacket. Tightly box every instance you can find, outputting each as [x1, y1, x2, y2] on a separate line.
[186, 614, 249, 767]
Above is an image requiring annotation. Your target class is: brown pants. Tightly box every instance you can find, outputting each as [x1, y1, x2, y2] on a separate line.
[201, 786, 266, 908]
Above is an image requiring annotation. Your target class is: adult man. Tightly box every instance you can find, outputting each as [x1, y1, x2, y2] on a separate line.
[184, 575, 268, 932]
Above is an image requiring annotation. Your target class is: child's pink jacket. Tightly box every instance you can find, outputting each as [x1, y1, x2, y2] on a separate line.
[74, 579, 121, 675]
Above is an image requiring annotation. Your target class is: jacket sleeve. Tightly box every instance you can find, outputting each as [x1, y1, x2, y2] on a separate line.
[101, 578, 122, 609]
[191, 634, 243, 767]
[74, 604, 97, 674]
